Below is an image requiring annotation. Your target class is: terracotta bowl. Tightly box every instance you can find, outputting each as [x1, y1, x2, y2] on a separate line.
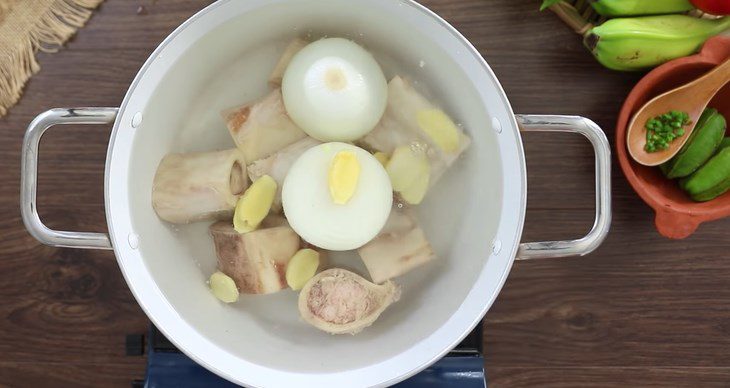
[617, 36, 730, 239]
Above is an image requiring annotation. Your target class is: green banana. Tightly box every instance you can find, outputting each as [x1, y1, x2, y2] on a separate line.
[584, 15, 730, 71]
[717, 137, 730, 153]
[681, 147, 730, 202]
[659, 160, 672, 176]
[661, 108, 726, 179]
[590, 0, 694, 17]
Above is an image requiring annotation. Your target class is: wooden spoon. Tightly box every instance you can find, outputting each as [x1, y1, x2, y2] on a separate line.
[627, 58, 730, 166]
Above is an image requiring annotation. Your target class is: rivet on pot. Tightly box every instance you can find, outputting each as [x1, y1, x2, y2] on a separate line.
[128, 232, 139, 250]
[492, 117, 502, 134]
[491, 239, 502, 255]
[131, 112, 143, 128]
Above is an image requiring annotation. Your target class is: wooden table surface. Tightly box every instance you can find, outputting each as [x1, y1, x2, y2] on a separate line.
[1, 0, 729, 386]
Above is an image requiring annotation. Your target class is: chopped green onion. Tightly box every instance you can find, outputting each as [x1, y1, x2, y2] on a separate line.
[644, 110, 690, 153]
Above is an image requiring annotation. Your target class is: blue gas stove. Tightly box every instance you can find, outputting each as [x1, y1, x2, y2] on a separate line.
[127, 323, 486, 388]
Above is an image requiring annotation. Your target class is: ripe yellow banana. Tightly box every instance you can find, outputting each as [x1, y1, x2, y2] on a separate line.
[584, 15, 730, 71]
[590, 0, 694, 17]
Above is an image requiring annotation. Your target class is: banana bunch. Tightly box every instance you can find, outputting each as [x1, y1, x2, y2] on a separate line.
[542, 0, 730, 71]
[585, 15, 730, 71]
[590, 0, 694, 17]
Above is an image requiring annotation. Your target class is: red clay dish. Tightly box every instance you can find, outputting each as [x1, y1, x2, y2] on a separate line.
[616, 36, 730, 239]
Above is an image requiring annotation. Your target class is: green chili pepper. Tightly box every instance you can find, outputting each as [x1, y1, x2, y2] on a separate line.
[645, 110, 691, 153]
[682, 147, 730, 202]
[660, 108, 726, 179]
[717, 137, 730, 153]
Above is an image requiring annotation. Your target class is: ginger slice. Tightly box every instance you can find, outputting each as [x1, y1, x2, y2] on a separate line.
[233, 175, 277, 233]
[209, 271, 239, 303]
[385, 144, 430, 205]
[286, 249, 321, 291]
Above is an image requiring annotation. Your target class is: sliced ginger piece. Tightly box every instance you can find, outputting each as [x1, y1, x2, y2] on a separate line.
[416, 109, 460, 153]
[386, 145, 426, 191]
[209, 271, 239, 303]
[373, 151, 390, 167]
[286, 249, 321, 291]
[399, 167, 430, 204]
[328, 151, 360, 205]
[386, 144, 430, 204]
[233, 175, 277, 233]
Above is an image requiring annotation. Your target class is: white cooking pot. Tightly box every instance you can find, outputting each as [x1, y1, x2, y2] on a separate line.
[20, 0, 611, 386]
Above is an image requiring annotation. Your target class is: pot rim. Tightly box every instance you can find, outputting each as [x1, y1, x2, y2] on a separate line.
[103, 0, 526, 386]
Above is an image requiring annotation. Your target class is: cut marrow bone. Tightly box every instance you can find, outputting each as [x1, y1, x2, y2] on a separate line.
[210, 222, 300, 294]
[298, 268, 400, 335]
[268, 37, 309, 87]
[358, 207, 435, 284]
[222, 89, 306, 163]
[152, 148, 247, 224]
[360, 76, 471, 186]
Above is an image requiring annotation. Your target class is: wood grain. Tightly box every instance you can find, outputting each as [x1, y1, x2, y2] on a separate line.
[0, 0, 728, 386]
[489, 367, 730, 387]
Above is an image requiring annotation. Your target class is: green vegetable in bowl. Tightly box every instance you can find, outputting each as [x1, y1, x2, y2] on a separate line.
[681, 147, 730, 202]
[661, 108, 727, 178]
[645, 110, 690, 153]
[717, 137, 730, 152]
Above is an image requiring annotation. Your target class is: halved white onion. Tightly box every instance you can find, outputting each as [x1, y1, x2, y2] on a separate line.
[282, 38, 387, 142]
[282, 143, 393, 251]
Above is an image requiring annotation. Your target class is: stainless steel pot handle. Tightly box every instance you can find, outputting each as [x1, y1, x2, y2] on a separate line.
[515, 115, 611, 260]
[21, 108, 119, 250]
[21, 109, 608, 255]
